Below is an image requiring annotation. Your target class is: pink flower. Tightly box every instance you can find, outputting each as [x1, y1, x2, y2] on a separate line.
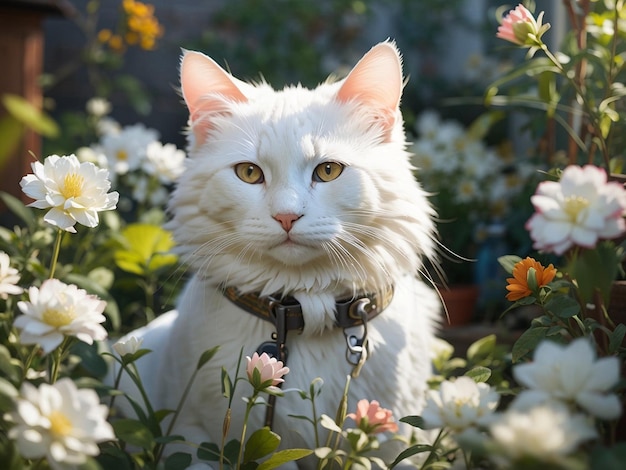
[497, 4, 550, 47]
[347, 399, 399, 435]
[246, 352, 289, 391]
[526, 165, 626, 255]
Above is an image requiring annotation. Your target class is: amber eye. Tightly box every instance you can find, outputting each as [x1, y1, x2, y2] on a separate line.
[313, 162, 344, 183]
[234, 162, 264, 184]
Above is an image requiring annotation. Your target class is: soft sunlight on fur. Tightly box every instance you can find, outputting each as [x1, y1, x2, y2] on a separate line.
[114, 41, 442, 465]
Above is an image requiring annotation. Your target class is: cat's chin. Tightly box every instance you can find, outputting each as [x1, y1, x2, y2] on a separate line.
[268, 241, 322, 266]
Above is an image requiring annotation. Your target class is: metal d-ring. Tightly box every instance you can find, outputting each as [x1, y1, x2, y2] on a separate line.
[343, 298, 370, 377]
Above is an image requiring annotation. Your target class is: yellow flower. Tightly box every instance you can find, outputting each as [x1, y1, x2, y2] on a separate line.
[506, 257, 556, 301]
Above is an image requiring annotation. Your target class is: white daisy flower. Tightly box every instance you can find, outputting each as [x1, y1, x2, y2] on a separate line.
[14, 279, 108, 354]
[6, 378, 114, 469]
[112, 335, 144, 357]
[99, 123, 159, 175]
[0, 251, 23, 299]
[421, 376, 500, 432]
[19, 154, 119, 233]
[143, 141, 186, 183]
[488, 402, 597, 466]
[85, 97, 111, 118]
[512, 337, 622, 420]
[526, 165, 626, 255]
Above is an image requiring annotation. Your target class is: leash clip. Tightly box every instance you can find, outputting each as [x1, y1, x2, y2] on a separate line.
[343, 298, 370, 378]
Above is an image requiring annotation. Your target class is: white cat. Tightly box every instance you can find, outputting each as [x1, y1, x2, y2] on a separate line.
[115, 41, 441, 464]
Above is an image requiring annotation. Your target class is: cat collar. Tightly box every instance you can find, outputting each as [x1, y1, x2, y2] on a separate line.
[222, 285, 394, 373]
[223, 286, 393, 429]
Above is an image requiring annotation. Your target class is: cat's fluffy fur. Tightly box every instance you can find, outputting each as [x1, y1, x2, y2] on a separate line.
[115, 41, 441, 461]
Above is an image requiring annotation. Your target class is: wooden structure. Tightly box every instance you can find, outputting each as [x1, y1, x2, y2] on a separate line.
[0, 0, 61, 210]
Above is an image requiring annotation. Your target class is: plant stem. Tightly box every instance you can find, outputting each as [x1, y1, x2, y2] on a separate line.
[236, 397, 257, 470]
[154, 366, 203, 462]
[49, 229, 64, 279]
[49, 337, 69, 383]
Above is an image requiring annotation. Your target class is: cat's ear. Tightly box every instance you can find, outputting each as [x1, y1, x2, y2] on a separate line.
[180, 50, 249, 146]
[336, 42, 403, 141]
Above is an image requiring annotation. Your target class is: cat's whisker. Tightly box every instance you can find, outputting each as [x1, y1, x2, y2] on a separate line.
[322, 239, 369, 287]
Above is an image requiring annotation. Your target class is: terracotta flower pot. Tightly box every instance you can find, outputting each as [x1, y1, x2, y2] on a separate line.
[440, 285, 479, 327]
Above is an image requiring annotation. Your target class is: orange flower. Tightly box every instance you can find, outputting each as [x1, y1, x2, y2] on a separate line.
[506, 257, 556, 301]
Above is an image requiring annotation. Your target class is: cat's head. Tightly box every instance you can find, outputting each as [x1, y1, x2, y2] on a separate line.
[169, 41, 437, 303]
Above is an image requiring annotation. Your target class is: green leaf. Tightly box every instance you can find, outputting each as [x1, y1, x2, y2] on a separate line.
[512, 326, 549, 362]
[197, 345, 220, 370]
[319, 414, 342, 433]
[75, 457, 103, 470]
[112, 419, 154, 450]
[113, 223, 177, 276]
[222, 367, 232, 399]
[465, 366, 492, 383]
[70, 341, 108, 378]
[466, 334, 496, 362]
[498, 255, 522, 274]
[2, 93, 59, 137]
[243, 427, 280, 462]
[590, 443, 626, 470]
[197, 442, 220, 461]
[0, 116, 24, 169]
[164, 452, 192, 470]
[609, 323, 626, 353]
[0, 191, 36, 231]
[223, 439, 241, 466]
[399, 415, 425, 429]
[0, 376, 19, 413]
[153, 435, 185, 444]
[537, 71, 559, 117]
[256, 449, 314, 470]
[545, 294, 581, 319]
[154, 408, 175, 424]
[567, 243, 620, 305]
[0, 345, 21, 384]
[389, 444, 433, 469]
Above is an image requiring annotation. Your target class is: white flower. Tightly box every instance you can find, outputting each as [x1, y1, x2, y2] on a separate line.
[75, 146, 109, 168]
[512, 338, 622, 420]
[19, 154, 119, 233]
[99, 123, 159, 175]
[6, 378, 114, 469]
[95, 117, 122, 137]
[14, 279, 108, 354]
[85, 97, 111, 117]
[421, 376, 500, 431]
[488, 402, 597, 465]
[144, 141, 186, 183]
[112, 336, 143, 356]
[526, 165, 626, 255]
[0, 251, 23, 299]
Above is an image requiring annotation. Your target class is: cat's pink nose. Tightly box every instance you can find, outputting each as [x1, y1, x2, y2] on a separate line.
[273, 213, 301, 232]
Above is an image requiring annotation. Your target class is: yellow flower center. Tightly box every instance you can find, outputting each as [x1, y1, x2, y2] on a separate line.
[48, 410, 72, 436]
[563, 195, 590, 222]
[42, 307, 76, 328]
[62, 173, 84, 199]
[117, 149, 129, 161]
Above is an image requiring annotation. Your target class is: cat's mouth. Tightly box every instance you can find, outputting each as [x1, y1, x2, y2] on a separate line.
[269, 236, 320, 264]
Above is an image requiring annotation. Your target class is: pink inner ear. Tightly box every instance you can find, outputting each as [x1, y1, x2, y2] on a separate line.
[180, 51, 249, 145]
[337, 42, 403, 135]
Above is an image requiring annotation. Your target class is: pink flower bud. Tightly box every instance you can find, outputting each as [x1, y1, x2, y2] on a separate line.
[246, 352, 289, 391]
[497, 4, 550, 47]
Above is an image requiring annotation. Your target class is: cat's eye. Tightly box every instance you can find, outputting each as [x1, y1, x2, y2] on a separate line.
[313, 162, 344, 183]
[234, 162, 264, 184]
